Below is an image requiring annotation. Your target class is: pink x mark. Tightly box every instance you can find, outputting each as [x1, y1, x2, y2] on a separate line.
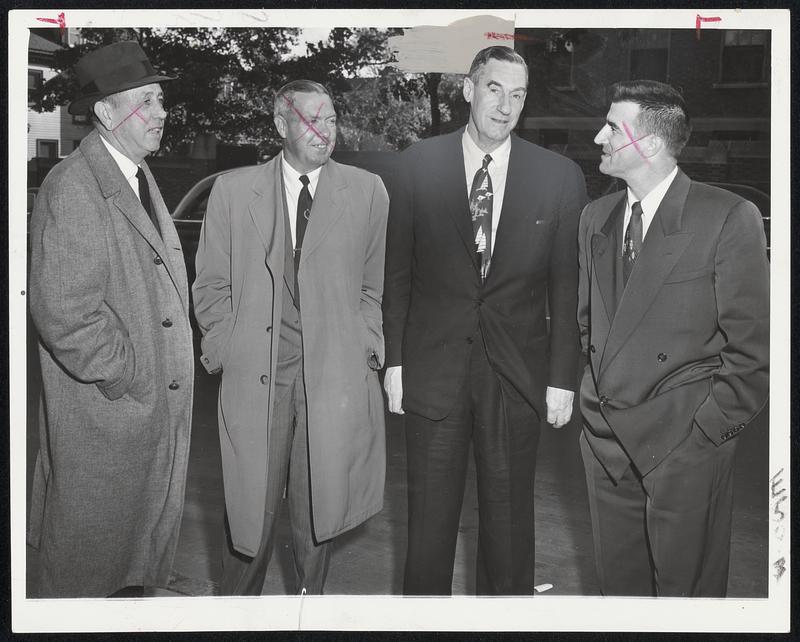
[621, 122, 650, 164]
[112, 103, 148, 132]
[282, 95, 329, 145]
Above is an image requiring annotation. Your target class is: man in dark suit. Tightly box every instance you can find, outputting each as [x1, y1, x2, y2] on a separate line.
[578, 80, 769, 596]
[383, 46, 588, 595]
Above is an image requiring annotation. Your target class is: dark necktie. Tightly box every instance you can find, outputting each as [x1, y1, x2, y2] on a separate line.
[623, 201, 643, 285]
[469, 154, 493, 281]
[294, 174, 312, 303]
[136, 167, 160, 237]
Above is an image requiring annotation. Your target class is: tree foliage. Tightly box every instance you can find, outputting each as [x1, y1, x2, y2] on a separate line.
[30, 26, 468, 156]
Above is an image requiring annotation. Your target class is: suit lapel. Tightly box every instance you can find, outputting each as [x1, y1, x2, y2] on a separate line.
[299, 160, 346, 262]
[437, 129, 480, 272]
[591, 194, 626, 329]
[600, 170, 694, 375]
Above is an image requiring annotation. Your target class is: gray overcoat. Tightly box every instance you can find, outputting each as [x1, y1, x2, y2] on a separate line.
[192, 156, 388, 555]
[28, 130, 194, 597]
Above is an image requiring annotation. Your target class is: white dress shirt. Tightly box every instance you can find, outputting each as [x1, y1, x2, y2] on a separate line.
[622, 166, 678, 252]
[281, 153, 323, 249]
[462, 130, 511, 254]
[99, 135, 142, 200]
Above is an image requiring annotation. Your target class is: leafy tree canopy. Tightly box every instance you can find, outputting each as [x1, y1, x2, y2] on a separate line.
[30, 26, 468, 156]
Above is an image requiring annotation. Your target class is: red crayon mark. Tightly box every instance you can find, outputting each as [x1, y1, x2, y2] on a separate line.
[112, 103, 148, 132]
[485, 31, 540, 43]
[621, 122, 650, 164]
[282, 95, 329, 145]
[696, 15, 722, 40]
[36, 11, 66, 35]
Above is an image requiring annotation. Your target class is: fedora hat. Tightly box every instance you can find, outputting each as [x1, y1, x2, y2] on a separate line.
[68, 41, 176, 115]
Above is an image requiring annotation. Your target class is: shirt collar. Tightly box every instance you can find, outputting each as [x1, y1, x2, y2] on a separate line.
[627, 166, 679, 215]
[99, 134, 140, 182]
[462, 128, 511, 170]
[281, 152, 323, 189]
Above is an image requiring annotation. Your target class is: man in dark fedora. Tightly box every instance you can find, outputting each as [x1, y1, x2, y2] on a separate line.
[28, 40, 194, 598]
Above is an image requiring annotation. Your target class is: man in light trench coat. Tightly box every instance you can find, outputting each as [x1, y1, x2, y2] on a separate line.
[28, 41, 194, 598]
[193, 79, 389, 594]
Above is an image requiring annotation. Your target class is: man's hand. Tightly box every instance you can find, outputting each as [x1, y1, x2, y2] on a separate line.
[546, 386, 574, 428]
[384, 366, 404, 414]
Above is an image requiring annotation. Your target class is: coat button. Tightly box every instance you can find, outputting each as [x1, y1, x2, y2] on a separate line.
[599, 395, 609, 406]
[153, 256, 163, 265]
[168, 380, 180, 391]
[657, 353, 668, 362]
[260, 374, 269, 385]
[466, 337, 474, 344]
[266, 325, 273, 333]
[162, 318, 173, 328]
[590, 344, 596, 353]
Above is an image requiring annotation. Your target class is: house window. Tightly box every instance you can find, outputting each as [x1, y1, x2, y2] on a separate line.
[547, 36, 574, 89]
[629, 30, 670, 82]
[37, 139, 59, 158]
[28, 69, 43, 105]
[720, 30, 769, 83]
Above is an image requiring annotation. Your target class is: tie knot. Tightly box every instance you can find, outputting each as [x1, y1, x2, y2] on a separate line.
[299, 175, 310, 187]
[631, 201, 643, 218]
[136, 167, 145, 180]
[482, 154, 492, 171]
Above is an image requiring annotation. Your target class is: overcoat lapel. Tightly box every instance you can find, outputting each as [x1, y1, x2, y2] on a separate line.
[80, 131, 187, 309]
[247, 158, 285, 277]
[599, 171, 694, 375]
[300, 159, 346, 262]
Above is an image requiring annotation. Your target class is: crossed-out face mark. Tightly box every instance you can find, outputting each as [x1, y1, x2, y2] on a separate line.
[112, 102, 148, 132]
[282, 94, 329, 145]
[620, 121, 651, 164]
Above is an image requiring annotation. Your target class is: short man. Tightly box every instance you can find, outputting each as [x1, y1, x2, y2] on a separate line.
[383, 46, 588, 595]
[28, 41, 194, 598]
[578, 80, 769, 596]
[193, 80, 389, 595]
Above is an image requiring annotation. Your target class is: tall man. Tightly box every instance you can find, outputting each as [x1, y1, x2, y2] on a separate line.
[578, 80, 769, 596]
[193, 80, 389, 595]
[28, 41, 194, 598]
[383, 46, 588, 595]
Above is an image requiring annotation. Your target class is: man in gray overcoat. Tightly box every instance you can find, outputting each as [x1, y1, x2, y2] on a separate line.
[28, 41, 194, 598]
[193, 79, 388, 594]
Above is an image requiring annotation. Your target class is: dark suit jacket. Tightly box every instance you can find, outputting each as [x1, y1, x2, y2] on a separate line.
[578, 169, 770, 479]
[383, 128, 588, 420]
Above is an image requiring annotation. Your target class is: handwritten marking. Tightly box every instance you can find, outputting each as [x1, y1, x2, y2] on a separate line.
[112, 103, 147, 132]
[773, 557, 786, 581]
[696, 15, 722, 40]
[294, 103, 324, 143]
[621, 122, 650, 164]
[770, 467, 787, 521]
[282, 95, 328, 145]
[485, 31, 541, 44]
[36, 12, 66, 34]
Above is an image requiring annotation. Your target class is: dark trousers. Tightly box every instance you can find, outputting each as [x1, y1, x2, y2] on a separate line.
[403, 339, 541, 595]
[220, 365, 331, 595]
[580, 422, 737, 597]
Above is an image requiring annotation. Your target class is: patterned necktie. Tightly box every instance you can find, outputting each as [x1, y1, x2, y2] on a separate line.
[623, 201, 643, 285]
[469, 154, 493, 281]
[136, 167, 160, 237]
[294, 174, 312, 303]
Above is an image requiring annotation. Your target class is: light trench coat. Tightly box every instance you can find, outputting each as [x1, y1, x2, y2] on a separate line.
[193, 155, 388, 555]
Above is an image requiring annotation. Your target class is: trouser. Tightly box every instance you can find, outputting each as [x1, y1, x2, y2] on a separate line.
[403, 338, 541, 595]
[220, 365, 331, 595]
[580, 422, 737, 597]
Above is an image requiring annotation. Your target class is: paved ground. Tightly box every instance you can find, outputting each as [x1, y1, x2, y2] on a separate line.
[25, 326, 769, 598]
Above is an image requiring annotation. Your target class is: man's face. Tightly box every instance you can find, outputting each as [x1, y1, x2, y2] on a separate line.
[103, 83, 166, 164]
[276, 91, 336, 174]
[594, 101, 649, 179]
[463, 59, 527, 152]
